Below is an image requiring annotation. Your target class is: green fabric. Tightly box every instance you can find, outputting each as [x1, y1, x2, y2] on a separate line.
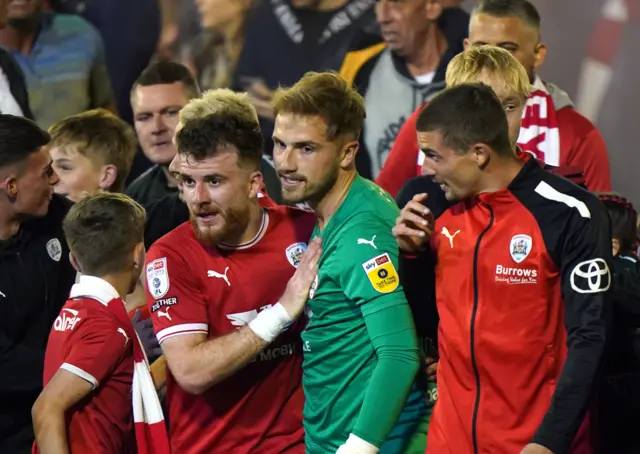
[302, 176, 429, 453]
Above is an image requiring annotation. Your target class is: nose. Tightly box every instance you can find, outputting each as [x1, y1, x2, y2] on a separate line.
[421, 159, 436, 177]
[376, 0, 392, 23]
[49, 169, 60, 186]
[193, 181, 211, 204]
[152, 114, 167, 135]
[274, 145, 297, 173]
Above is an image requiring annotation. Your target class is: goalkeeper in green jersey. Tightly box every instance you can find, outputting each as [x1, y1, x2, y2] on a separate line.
[271, 72, 429, 454]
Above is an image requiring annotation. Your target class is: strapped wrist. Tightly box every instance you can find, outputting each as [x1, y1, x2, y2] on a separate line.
[248, 303, 291, 342]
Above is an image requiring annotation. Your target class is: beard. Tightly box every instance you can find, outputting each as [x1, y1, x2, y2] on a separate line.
[281, 160, 339, 207]
[189, 203, 250, 246]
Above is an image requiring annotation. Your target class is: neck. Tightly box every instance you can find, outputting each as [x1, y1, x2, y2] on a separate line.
[0, 19, 40, 55]
[223, 201, 264, 246]
[98, 272, 135, 301]
[0, 203, 20, 241]
[312, 170, 356, 230]
[474, 155, 524, 196]
[160, 165, 178, 188]
[316, 0, 348, 11]
[405, 24, 447, 77]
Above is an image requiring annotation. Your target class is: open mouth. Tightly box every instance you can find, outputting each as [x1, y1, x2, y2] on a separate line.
[280, 175, 305, 189]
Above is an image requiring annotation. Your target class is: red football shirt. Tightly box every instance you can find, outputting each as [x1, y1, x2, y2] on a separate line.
[34, 276, 135, 454]
[146, 203, 316, 454]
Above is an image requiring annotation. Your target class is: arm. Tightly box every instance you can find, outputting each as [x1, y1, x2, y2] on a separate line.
[375, 105, 423, 198]
[530, 203, 612, 454]
[560, 110, 611, 192]
[147, 239, 321, 395]
[352, 303, 421, 447]
[32, 369, 94, 454]
[158, 328, 268, 394]
[88, 27, 116, 112]
[339, 221, 422, 451]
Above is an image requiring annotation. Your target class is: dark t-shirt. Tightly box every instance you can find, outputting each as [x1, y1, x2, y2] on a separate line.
[125, 165, 178, 207]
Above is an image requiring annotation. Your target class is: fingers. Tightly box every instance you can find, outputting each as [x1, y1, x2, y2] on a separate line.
[403, 200, 433, 222]
[412, 193, 428, 203]
[392, 223, 429, 239]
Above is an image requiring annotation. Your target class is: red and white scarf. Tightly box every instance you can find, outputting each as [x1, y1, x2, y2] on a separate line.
[108, 298, 171, 454]
[416, 77, 562, 174]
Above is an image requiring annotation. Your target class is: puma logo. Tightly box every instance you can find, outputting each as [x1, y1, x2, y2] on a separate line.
[157, 308, 172, 321]
[441, 227, 461, 248]
[208, 267, 231, 286]
[116, 328, 129, 346]
[357, 235, 377, 249]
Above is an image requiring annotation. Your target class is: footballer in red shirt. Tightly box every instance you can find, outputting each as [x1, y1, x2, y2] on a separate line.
[32, 193, 149, 454]
[146, 90, 319, 454]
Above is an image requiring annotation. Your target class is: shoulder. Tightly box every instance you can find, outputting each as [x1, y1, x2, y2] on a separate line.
[126, 166, 158, 195]
[340, 36, 387, 88]
[268, 205, 316, 239]
[148, 223, 195, 258]
[515, 166, 607, 232]
[555, 106, 600, 139]
[50, 12, 101, 40]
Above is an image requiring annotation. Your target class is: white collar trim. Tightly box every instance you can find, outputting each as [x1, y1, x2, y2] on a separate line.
[69, 275, 121, 307]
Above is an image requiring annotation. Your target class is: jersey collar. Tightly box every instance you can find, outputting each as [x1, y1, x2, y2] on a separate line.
[69, 275, 121, 307]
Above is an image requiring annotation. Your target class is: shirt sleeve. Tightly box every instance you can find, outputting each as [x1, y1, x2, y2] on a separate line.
[145, 243, 209, 344]
[339, 220, 406, 315]
[532, 202, 612, 454]
[88, 25, 114, 109]
[61, 315, 129, 389]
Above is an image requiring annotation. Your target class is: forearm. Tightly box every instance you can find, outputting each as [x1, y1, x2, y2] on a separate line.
[532, 329, 607, 453]
[353, 303, 421, 446]
[172, 326, 268, 394]
[33, 405, 69, 454]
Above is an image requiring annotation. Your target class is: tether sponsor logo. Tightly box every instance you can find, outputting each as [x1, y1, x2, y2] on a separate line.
[494, 264, 538, 285]
[570, 258, 610, 294]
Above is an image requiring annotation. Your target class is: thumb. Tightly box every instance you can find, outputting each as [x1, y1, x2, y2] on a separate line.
[131, 309, 141, 323]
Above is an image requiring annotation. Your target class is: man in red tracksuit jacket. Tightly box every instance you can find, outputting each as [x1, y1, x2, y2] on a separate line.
[377, 0, 611, 197]
[393, 84, 611, 454]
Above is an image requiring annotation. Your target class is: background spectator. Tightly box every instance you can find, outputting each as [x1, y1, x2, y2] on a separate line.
[0, 0, 115, 129]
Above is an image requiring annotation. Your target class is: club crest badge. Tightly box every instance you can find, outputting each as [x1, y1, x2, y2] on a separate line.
[46, 238, 62, 262]
[146, 258, 170, 299]
[510, 234, 532, 264]
[285, 242, 308, 268]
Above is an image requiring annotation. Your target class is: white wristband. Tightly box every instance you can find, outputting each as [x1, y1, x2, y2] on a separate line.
[248, 303, 292, 343]
[336, 434, 379, 454]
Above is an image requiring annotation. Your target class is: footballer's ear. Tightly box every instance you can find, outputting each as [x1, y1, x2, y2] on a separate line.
[69, 252, 82, 274]
[0, 175, 19, 202]
[339, 140, 359, 170]
[248, 170, 264, 199]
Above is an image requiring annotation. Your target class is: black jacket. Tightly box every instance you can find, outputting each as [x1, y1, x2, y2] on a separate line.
[0, 195, 76, 453]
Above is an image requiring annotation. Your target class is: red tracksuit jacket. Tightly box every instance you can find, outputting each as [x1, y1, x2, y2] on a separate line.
[427, 157, 611, 454]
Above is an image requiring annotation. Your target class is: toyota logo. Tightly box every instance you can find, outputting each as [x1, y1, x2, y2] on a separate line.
[569, 258, 611, 294]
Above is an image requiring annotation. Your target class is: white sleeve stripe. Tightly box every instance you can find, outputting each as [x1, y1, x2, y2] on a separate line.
[60, 363, 99, 389]
[534, 181, 591, 219]
[156, 323, 208, 343]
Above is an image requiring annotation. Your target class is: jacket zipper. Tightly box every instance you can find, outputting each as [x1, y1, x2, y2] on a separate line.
[470, 203, 494, 454]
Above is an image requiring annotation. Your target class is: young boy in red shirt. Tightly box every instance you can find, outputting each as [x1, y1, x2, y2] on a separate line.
[31, 192, 168, 454]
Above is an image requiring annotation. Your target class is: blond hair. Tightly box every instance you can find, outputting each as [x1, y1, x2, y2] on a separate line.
[446, 46, 532, 98]
[179, 88, 258, 123]
[48, 109, 137, 193]
[272, 71, 365, 141]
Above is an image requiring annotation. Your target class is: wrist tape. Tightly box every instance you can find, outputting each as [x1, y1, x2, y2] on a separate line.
[248, 303, 292, 343]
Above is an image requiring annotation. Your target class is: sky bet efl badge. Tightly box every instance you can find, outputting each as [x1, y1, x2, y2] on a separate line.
[362, 253, 399, 293]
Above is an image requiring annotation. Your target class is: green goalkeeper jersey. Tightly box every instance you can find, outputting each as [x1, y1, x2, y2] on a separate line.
[302, 176, 429, 454]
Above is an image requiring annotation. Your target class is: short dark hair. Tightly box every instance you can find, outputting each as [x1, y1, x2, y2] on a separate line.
[132, 61, 201, 99]
[598, 193, 638, 255]
[0, 115, 50, 169]
[416, 83, 512, 156]
[272, 72, 366, 141]
[176, 114, 263, 170]
[473, 0, 541, 30]
[63, 192, 146, 276]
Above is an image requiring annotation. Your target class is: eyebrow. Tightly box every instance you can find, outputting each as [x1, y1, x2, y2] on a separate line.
[473, 40, 519, 48]
[272, 136, 321, 148]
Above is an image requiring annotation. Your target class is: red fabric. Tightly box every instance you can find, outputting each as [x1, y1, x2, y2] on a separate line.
[375, 102, 611, 197]
[145, 202, 315, 453]
[34, 298, 136, 454]
[426, 189, 591, 454]
[109, 298, 170, 454]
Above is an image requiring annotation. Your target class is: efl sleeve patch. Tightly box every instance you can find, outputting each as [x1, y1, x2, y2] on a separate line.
[147, 258, 169, 299]
[361, 253, 400, 294]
